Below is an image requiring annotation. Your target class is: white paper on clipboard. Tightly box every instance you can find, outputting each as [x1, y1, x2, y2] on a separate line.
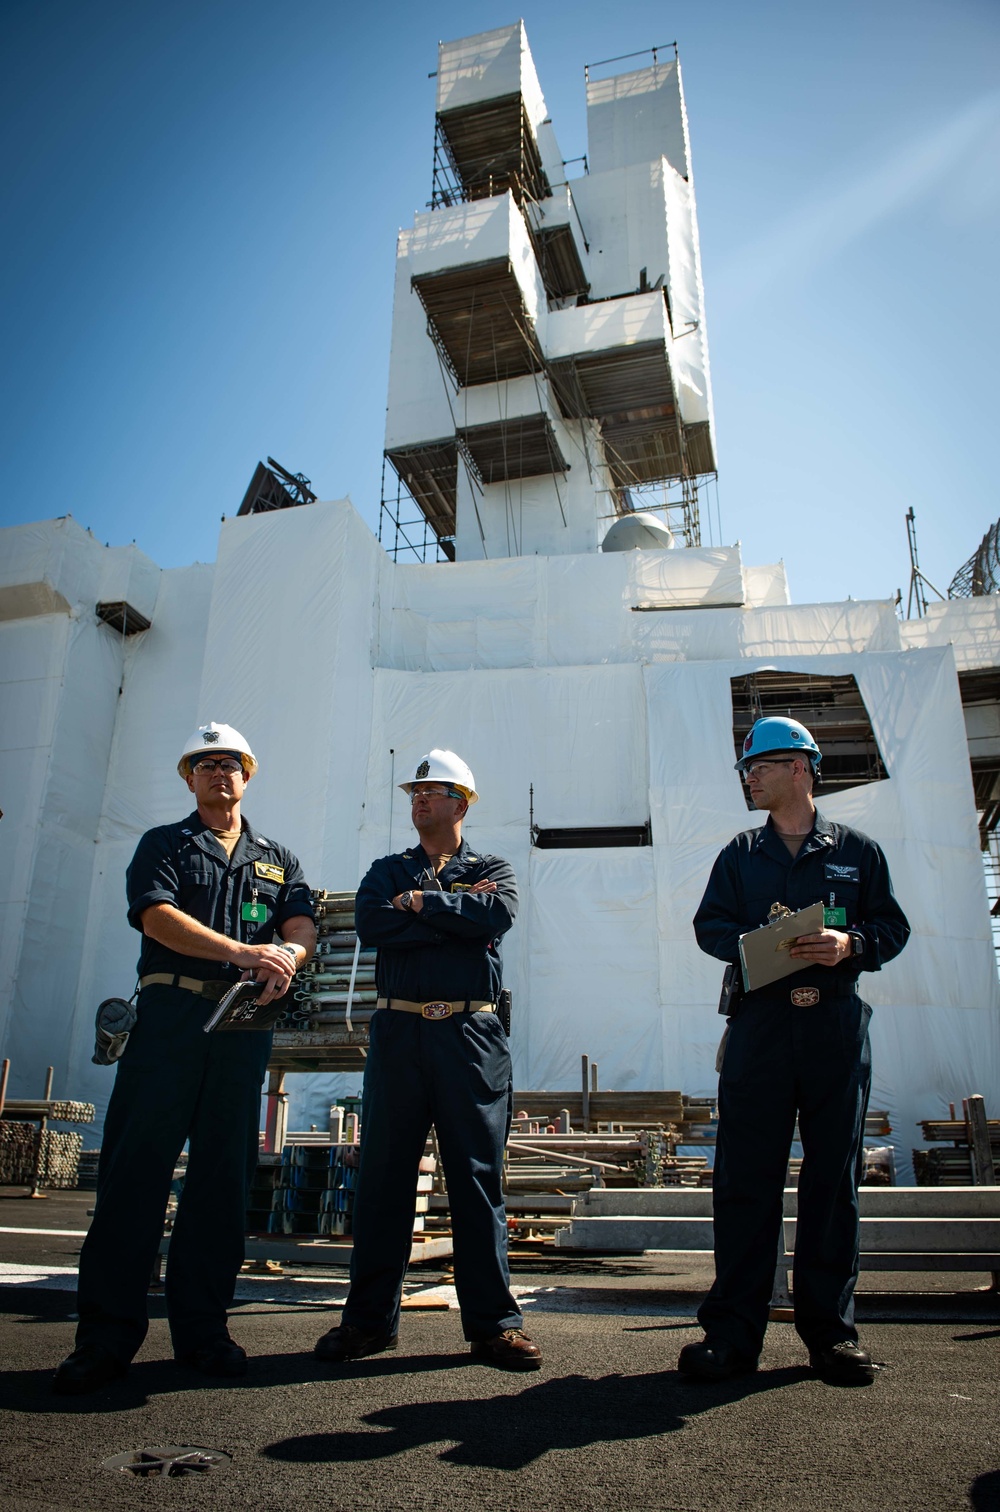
[738, 900, 826, 992]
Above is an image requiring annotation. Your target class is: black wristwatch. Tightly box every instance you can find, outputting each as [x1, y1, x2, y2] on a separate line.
[399, 890, 414, 911]
[847, 931, 864, 957]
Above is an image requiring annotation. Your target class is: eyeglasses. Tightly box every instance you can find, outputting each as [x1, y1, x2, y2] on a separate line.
[192, 758, 244, 775]
[741, 759, 798, 781]
[410, 786, 460, 802]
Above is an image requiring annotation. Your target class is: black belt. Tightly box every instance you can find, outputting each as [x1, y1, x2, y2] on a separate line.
[768, 984, 860, 1007]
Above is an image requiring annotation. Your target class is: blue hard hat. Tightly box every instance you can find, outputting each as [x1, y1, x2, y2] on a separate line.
[736, 717, 821, 772]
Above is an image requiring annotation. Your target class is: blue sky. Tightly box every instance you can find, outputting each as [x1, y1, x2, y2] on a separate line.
[2, 0, 998, 608]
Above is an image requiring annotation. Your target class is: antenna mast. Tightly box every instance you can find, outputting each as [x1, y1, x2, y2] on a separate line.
[905, 508, 945, 619]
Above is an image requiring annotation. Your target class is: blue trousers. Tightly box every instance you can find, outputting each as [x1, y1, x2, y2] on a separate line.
[699, 991, 872, 1360]
[75, 984, 270, 1362]
[343, 1007, 522, 1341]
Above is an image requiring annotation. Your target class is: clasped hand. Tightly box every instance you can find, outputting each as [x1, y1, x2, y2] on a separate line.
[239, 940, 298, 1004]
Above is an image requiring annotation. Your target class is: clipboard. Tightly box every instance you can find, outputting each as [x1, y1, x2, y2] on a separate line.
[738, 900, 825, 992]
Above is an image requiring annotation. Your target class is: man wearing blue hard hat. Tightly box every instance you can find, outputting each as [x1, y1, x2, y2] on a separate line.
[680, 716, 910, 1386]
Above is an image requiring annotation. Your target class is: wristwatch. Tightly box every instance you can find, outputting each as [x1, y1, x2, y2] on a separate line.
[847, 931, 864, 958]
[399, 890, 414, 911]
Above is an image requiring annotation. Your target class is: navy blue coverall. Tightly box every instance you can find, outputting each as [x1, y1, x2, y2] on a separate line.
[694, 812, 909, 1360]
[343, 838, 522, 1342]
[75, 811, 314, 1362]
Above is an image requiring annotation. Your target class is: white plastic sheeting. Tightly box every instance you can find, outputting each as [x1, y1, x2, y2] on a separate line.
[437, 23, 547, 137]
[376, 543, 789, 674]
[0, 519, 166, 1102]
[524, 849, 661, 1091]
[900, 596, 1000, 671]
[587, 60, 689, 180]
[1, 503, 998, 1169]
[629, 545, 744, 608]
[197, 501, 382, 891]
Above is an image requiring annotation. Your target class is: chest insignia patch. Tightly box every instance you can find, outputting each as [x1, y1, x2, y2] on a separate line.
[450, 882, 474, 893]
[824, 863, 860, 882]
[254, 861, 285, 883]
[790, 987, 821, 1007]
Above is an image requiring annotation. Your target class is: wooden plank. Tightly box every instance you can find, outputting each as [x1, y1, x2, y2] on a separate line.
[964, 1095, 998, 1185]
[511, 1090, 686, 1123]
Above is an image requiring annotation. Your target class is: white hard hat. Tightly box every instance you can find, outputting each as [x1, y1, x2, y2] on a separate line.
[399, 749, 478, 804]
[178, 722, 258, 778]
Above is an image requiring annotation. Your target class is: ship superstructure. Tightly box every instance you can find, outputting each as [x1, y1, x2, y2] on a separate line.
[383, 24, 714, 561]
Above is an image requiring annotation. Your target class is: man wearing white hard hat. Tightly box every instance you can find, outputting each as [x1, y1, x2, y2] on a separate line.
[679, 717, 909, 1387]
[54, 722, 316, 1394]
[314, 749, 540, 1371]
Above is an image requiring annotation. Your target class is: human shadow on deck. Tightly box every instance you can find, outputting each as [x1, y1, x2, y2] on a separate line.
[0, 1349, 472, 1415]
[968, 1469, 1000, 1511]
[261, 1366, 810, 1471]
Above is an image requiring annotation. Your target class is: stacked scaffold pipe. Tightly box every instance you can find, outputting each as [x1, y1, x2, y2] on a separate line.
[274, 890, 375, 1050]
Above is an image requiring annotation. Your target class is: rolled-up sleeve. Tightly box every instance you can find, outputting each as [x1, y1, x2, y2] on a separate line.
[125, 829, 180, 931]
[273, 849, 316, 928]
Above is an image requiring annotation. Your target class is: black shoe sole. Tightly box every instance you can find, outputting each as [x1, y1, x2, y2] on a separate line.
[314, 1334, 398, 1363]
[678, 1361, 757, 1382]
[176, 1357, 248, 1377]
[52, 1364, 128, 1395]
[809, 1349, 875, 1385]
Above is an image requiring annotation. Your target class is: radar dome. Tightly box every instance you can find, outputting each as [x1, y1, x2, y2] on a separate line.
[601, 513, 675, 552]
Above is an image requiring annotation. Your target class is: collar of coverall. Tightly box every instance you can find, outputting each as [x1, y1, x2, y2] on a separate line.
[400, 836, 480, 872]
[752, 811, 836, 856]
[178, 809, 275, 858]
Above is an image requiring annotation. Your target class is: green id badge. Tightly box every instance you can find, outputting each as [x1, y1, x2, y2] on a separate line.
[824, 906, 847, 927]
[242, 901, 267, 923]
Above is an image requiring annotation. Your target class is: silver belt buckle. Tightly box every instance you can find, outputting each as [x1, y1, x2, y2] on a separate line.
[790, 987, 820, 1006]
[421, 1001, 453, 1020]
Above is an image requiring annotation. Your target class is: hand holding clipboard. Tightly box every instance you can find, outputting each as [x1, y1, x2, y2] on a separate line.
[738, 900, 826, 992]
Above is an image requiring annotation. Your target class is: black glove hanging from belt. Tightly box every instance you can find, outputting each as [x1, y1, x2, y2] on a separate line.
[93, 994, 138, 1065]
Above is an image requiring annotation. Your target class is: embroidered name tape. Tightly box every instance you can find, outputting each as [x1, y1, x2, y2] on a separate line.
[824, 863, 860, 883]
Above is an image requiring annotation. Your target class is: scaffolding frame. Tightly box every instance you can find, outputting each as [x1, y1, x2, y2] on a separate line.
[378, 456, 455, 564]
[613, 476, 709, 549]
[430, 96, 550, 212]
